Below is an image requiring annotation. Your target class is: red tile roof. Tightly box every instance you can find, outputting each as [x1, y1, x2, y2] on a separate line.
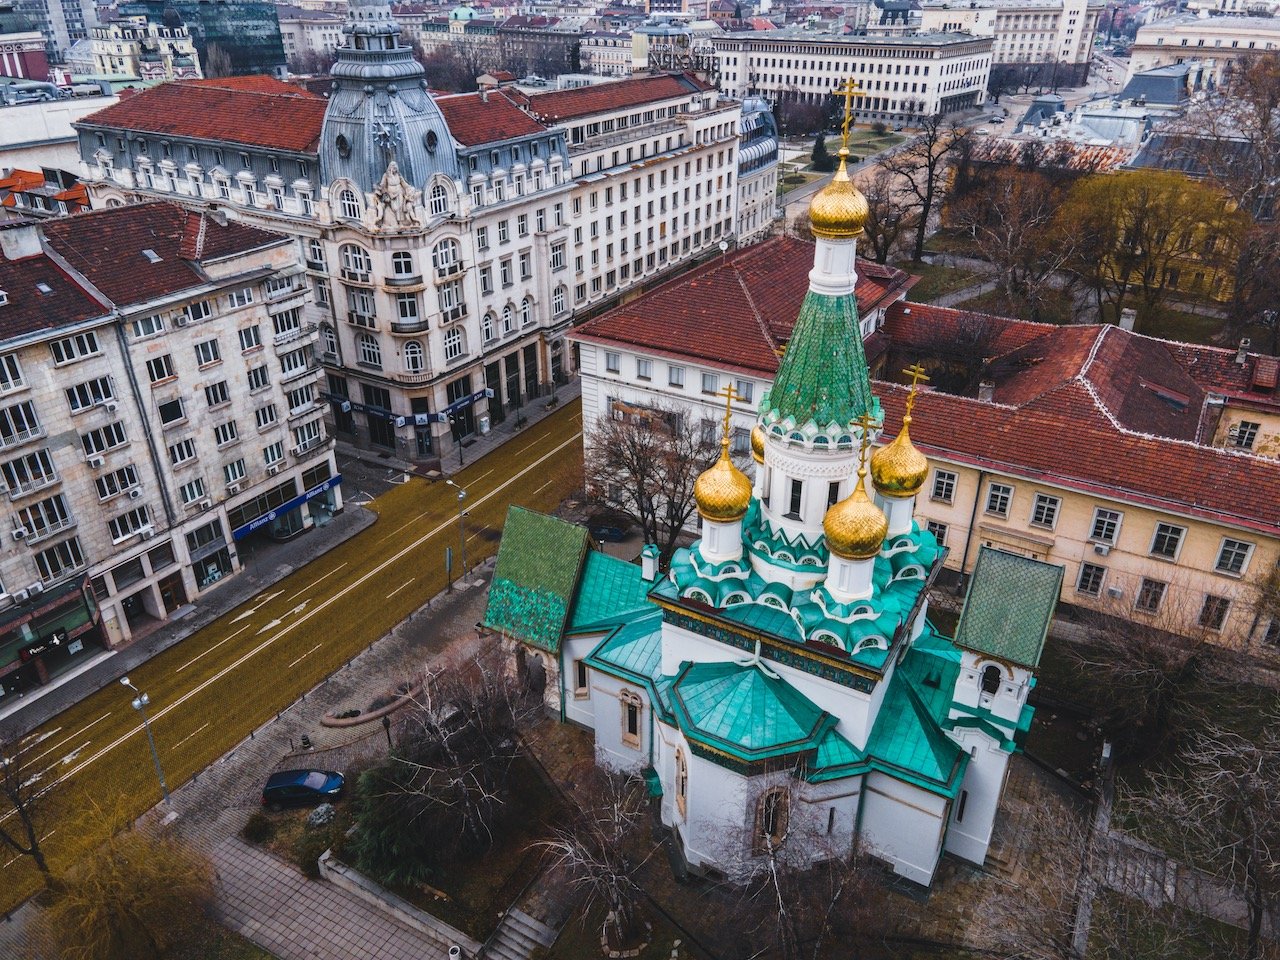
[76, 79, 327, 153]
[0, 238, 107, 342]
[41, 202, 288, 308]
[435, 90, 549, 146]
[571, 236, 913, 378]
[522, 72, 714, 123]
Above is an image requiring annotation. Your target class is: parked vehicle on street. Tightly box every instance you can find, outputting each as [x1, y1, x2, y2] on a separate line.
[261, 769, 345, 810]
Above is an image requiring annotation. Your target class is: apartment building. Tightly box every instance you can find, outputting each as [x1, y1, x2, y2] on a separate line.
[89, 13, 201, 80]
[1129, 13, 1280, 85]
[0, 202, 338, 700]
[736, 96, 779, 243]
[569, 236, 1280, 651]
[276, 4, 346, 64]
[580, 31, 635, 77]
[712, 28, 993, 121]
[73, 0, 758, 465]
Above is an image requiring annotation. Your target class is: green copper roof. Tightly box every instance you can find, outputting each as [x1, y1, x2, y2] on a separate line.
[568, 551, 653, 632]
[672, 661, 832, 760]
[482, 506, 589, 653]
[760, 290, 875, 433]
[954, 547, 1064, 668]
[586, 611, 663, 681]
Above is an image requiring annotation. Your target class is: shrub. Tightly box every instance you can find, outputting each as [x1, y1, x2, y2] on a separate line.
[871, 121, 888, 135]
[295, 824, 338, 879]
[241, 811, 276, 845]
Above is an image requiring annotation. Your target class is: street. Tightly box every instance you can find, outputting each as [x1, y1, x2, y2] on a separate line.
[0, 400, 584, 914]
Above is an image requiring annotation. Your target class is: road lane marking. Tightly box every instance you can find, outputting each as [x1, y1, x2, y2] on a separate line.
[27, 429, 585, 820]
[386, 579, 414, 599]
[23, 713, 110, 767]
[170, 721, 210, 752]
[231, 590, 282, 622]
[287, 643, 323, 669]
[176, 624, 252, 673]
[3, 829, 54, 870]
[284, 563, 347, 603]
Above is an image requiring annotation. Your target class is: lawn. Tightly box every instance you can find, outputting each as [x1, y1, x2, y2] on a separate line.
[901, 261, 984, 302]
[1140, 307, 1226, 346]
[1089, 890, 1254, 959]
[952, 286, 1077, 325]
[777, 171, 824, 195]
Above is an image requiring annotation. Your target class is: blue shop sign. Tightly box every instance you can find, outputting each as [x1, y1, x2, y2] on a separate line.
[231, 475, 343, 541]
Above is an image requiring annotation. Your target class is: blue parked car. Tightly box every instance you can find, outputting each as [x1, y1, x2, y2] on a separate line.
[261, 769, 344, 811]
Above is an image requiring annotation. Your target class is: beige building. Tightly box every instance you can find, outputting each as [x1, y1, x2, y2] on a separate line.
[580, 31, 634, 77]
[1129, 13, 1280, 85]
[89, 14, 201, 81]
[277, 4, 346, 64]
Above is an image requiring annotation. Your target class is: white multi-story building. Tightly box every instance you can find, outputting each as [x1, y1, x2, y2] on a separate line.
[277, 3, 346, 64]
[712, 28, 992, 122]
[735, 96, 779, 243]
[579, 31, 634, 76]
[74, 0, 761, 465]
[1128, 13, 1280, 85]
[89, 13, 201, 80]
[0, 202, 339, 702]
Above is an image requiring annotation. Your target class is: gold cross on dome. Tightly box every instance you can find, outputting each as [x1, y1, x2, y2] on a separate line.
[716, 382, 742, 446]
[855, 411, 877, 472]
[834, 78, 866, 152]
[902, 361, 931, 417]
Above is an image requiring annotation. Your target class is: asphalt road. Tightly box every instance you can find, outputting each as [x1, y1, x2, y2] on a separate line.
[0, 401, 584, 912]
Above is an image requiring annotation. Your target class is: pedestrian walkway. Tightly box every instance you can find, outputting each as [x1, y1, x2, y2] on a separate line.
[215, 837, 448, 960]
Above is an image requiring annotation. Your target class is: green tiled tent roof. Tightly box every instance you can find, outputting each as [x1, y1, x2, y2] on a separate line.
[482, 506, 589, 652]
[760, 290, 875, 432]
[568, 551, 653, 632]
[955, 547, 1064, 668]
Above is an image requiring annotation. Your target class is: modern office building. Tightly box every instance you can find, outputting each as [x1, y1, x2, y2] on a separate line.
[117, 0, 286, 77]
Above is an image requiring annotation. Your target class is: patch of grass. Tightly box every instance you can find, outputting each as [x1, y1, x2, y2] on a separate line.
[953, 286, 1076, 325]
[901, 261, 983, 302]
[1089, 890, 1249, 959]
[777, 171, 824, 195]
[1141, 307, 1226, 345]
[165, 917, 277, 960]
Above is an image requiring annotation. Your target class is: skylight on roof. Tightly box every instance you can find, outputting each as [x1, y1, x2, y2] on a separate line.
[35, 282, 52, 295]
[142, 249, 162, 264]
[0, 289, 7, 306]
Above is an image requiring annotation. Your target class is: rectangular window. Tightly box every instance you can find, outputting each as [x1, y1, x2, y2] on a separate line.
[247, 365, 270, 392]
[80, 421, 127, 455]
[498, 220, 509, 244]
[926, 520, 948, 545]
[636, 358, 652, 380]
[550, 241, 566, 270]
[16, 493, 72, 540]
[256, 404, 278, 430]
[0, 354, 24, 394]
[1135, 577, 1166, 613]
[734, 379, 754, 404]
[2, 449, 56, 494]
[146, 354, 176, 384]
[179, 477, 206, 505]
[226, 287, 255, 309]
[931, 470, 956, 503]
[224, 459, 246, 485]
[605, 352, 620, 374]
[194, 338, 221, 367]
[787, 478, 803, 519]
[1150, 522, 1185, 560]
[574, 659, 588, 697]
[1090, 508, 1122, 544]
[273, 308, 303, 340]
[108, 505, 151, 542]
[49, 332, 100, 365]
[65, 377, 113, 413]
[985, 483, 1012, 517]
[827, 481, 841, 509]
[293, 419, 322, 451]
[1076, 562, 1105, 597]
[701, 372, 719, 395]
[184, 300, 211, 324]
[168, 437, 197, 466]
[476, 226, 488, 250]
[519, 251, 531, 281]
[1230, 420, 1261, 450]
[669, 365, 684, 388]
[1031, 493, 1060, 529]
[1199, 594, 1230, 631]
[95, 464, 140, 500]
[130, 314, 164, 339]
[238, 326, 262, 352]
[35, 537, 85, 582]
[1216, 538, 1253, 576]
[204, 380, 230, 409]
[157, 397, 186, 426]
[213, 421, 239, 447]
[264, 440, 285, 465]
[479, 266, 493, 295]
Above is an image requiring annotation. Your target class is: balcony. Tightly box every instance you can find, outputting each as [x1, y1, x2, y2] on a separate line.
[389, 318, 430, 335]
[393, 370, 434, 384]
[340, 267, 372, 285]
[434, 259, 465, 282]
[273, 323, 317, 349]
[384, 271, 423, 287]
[0, 424, 45, 451]
[440, 303, 468, 325]
[25, 516, 76, 546]
[281, 363, 322, 386]
[6, 474, 59, 500]
[287, 401, 319, 422]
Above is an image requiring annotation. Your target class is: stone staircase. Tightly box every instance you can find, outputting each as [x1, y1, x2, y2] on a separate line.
[482, 908, 559, 960]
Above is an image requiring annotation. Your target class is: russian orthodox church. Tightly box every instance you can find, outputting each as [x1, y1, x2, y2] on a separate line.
[484, 142, 1064, 887]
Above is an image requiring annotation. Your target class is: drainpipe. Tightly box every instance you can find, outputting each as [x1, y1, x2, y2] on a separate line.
[558, 644, 566, 723]
[115, 323, 178, 527]
[956, 469, 987, 597]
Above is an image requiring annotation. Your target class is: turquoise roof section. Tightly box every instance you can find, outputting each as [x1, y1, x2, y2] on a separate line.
[672, 661, 835, 761]
[955, 547, 1064, 668]
[586, 611, 663, 681]
[759, 289, 876, 439]
[568, 551, 653, 632]
[482, 506, 589, 653]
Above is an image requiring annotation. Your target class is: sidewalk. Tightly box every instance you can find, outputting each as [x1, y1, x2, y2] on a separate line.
[0, 505, 377, 741]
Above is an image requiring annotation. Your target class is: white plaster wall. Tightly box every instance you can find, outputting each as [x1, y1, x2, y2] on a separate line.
[561, 633, 601, 727]
[952, 649, 1031, 727]
[588, 669, 650, 774]
[944, 728, 1009, 866]
[859, 771, 948, 886]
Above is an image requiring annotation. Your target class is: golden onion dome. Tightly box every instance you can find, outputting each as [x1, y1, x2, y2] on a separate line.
[808, 149, 869, 240]
[823, 472, 888, 561]
[750, 424, 767, 463]
[871, 415, 929, 499]
[695, 444, 753, 522]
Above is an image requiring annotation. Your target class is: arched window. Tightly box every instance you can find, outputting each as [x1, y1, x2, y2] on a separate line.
[520, 296, 534, 327]
[339, 243, 371, 277]
[620, 690, 642, 748]
[552, 284, 566, 316]
[675, 749, 688, 818]
[320, 324, 338, 358]
[429, 183, 449, 216]
[756, 788, 790, 853]
[357, 333, 381, 368]
[443, 327, 464, 361]
[980, 664, 1002, 696]
[432, 238, 460, 275]
[338, 188, 360, 220]
[404, 340, 424, 373]
[501, 304, 515, 335]
[482, 311, 496, 343]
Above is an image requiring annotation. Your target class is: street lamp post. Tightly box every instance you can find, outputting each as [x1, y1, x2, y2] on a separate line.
[120, 676, 170, 806]
[445, 480, 468, 579]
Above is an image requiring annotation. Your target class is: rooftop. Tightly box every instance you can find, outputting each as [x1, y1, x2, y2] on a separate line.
[0, 229, 108, 342]
[953, 547, 1062, 669]
[435, 89, 550, 147]
[519, 72, 714, 123]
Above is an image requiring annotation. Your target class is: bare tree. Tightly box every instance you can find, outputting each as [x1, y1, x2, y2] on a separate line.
[538, 770, 658, 950]
[583, 406, 718, 567]
[859, 167, 916, 265]
[880, 114, 971, 260]
[0, 732, 53, 883]
[348, 651, 541, 886]
[202, 42, 233, 79]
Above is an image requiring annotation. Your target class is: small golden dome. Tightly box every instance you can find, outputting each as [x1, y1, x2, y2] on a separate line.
[750, 424, 766, 463]
[871, 415, 929, 499]
[823, 474, 888, 561]
[809, 149, 869, 240]
[695, 445, 752, 521]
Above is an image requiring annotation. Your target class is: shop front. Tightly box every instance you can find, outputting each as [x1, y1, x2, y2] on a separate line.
[0, 576, 105, 701]
[230, 468, 343, 544]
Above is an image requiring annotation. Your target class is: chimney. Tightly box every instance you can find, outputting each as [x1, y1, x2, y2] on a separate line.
[641, 544, 659, 582]
[1236, 338, 1251, 366]
[977, 381, 996, 403]
[0, 223, 42, 261]
[480, 87, 489, 103]
[1118, 307, 1137, 331]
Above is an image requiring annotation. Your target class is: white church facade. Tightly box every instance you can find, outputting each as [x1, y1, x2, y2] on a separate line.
[483, 141, 1062, 887]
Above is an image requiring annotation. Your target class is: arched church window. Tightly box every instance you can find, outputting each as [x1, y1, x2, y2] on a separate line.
[502, 304, 515, 335]
[552, 284, 566, 315]
[357, 333, 381, 368]
[337, 188, 360, 220]
[620, 690, 642, 748]
[404, 340, 425, 374]
[675, 749, 688, 818]
[443, 326, 465, 362]
[320, 324, 338, 358]
[980, 664, 1001, 696]
[756, 788, 790, 853]
[429, 183, 449, 216]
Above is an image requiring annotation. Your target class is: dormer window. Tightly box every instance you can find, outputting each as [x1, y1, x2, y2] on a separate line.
[0, 289, 7, 305]
[142, 249, 162, 264]
[35, 282, 52, 295]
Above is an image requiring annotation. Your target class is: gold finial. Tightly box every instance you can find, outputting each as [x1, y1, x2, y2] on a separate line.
[694, 382, 752, 522]
[823, 410, 888, 560]
[716, 382, 741, 450]
[902, 362, 931, 419]
[855, 411, 877, 476]
[833, 78, 865, 155]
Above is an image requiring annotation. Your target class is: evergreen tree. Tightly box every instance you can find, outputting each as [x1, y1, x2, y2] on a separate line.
[811, 135, 835, 173]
